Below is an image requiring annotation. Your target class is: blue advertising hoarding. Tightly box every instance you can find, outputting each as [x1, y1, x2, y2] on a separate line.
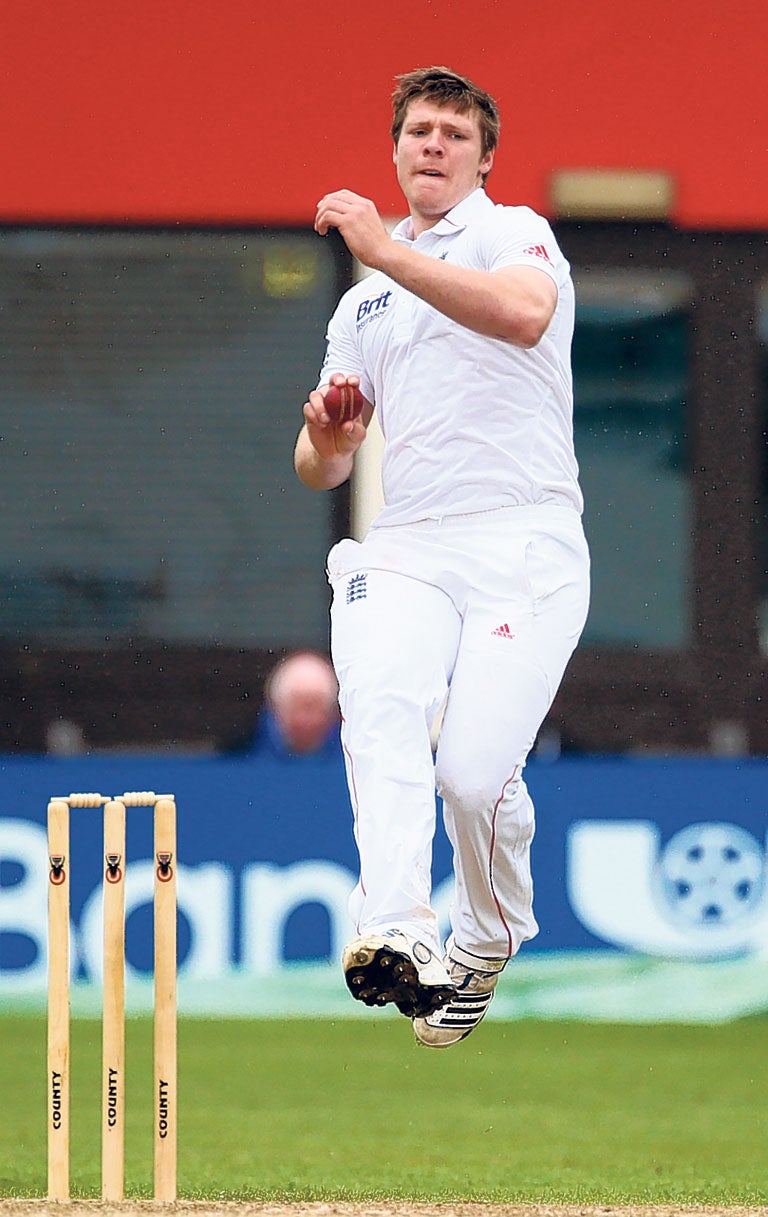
[2, 754, 767, 1022]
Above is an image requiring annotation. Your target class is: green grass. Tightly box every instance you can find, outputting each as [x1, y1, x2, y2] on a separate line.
[2, 1012, 767, 1203]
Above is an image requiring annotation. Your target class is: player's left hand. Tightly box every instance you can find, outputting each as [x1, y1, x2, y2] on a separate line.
[315, 190, 390, 270]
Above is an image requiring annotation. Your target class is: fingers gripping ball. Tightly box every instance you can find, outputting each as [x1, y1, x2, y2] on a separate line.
[324, 383, 364, 424]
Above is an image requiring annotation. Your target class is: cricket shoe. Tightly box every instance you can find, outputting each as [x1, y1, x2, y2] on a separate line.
[342, 930, 457, 1019]
[412, 947, 506, 1048]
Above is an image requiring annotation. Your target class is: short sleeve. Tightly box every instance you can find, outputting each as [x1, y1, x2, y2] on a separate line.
[483, 206, 565, 285]
[316, 299, 375, 404]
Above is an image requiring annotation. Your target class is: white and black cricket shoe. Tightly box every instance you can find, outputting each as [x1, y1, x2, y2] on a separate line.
[412, 943, 506, 1047]
[342, 929, 457, 1019]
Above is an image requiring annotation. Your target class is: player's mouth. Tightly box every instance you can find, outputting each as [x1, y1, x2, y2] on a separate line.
[417, 168, 445, 178]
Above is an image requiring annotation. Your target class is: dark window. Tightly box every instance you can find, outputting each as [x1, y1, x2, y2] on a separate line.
[572, 268, 693, 648]
[759, 281, 768, 655]
[0, 229, 343, 649]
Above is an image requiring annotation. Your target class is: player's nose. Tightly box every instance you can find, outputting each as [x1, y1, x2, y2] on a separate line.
[423, 132, 446, 155]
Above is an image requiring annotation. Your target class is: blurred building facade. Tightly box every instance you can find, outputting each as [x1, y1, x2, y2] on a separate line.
[0, 2, 766, 755]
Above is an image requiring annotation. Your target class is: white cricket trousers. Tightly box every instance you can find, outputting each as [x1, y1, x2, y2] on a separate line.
[327, 504, 590, 963]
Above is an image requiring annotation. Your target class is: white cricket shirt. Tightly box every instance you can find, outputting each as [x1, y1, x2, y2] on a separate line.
[318, 188, 583, 526]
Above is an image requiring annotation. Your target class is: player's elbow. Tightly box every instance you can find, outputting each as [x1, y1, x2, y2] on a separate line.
[516, 312, 550, 348]
[498, 307, 551, 348]
[496, 273, 557, 346]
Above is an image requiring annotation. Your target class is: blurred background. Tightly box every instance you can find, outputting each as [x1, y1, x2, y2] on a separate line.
[1, 0, 767, 1023]
[0, 0, 765, 758]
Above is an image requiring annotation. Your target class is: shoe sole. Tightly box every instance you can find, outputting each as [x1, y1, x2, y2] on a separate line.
[343, 942, 457, 1018]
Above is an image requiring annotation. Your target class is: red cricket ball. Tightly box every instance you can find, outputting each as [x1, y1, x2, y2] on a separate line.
[324, 382, 364, 424]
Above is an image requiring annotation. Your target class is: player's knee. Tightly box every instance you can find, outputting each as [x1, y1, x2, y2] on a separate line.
[437, 759, 516, 814]
[436, 753, 534, 825]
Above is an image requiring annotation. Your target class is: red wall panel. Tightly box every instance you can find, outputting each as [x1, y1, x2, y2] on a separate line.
[1, 0, 766, 228]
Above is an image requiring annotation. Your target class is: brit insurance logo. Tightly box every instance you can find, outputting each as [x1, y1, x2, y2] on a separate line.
[356, 289, 393, 332]
[567, 819, 768, 959]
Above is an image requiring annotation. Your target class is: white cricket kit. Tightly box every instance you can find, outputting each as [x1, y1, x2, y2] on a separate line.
[321, 188, 590, 962]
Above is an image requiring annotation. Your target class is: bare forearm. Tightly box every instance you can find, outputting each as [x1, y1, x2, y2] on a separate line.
[314, 189, 555, 348]
[294, 424, 355, 490]
[374, 243, 555, 347]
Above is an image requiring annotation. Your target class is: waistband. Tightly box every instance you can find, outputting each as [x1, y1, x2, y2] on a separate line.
[370, 503, 583, 533]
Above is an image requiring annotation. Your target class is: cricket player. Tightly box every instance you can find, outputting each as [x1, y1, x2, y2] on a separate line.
[294, 66, 590, 1046]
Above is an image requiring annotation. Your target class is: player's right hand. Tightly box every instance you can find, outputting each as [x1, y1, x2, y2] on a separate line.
[302, 374, 368, 460]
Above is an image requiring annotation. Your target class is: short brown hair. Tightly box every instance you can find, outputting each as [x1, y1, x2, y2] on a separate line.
[391, 66, 501, 161]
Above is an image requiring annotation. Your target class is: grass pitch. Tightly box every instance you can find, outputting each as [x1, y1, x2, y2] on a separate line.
[2, 1013, 766, 1203]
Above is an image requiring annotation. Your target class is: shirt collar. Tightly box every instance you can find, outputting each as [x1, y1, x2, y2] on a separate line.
[392, 187, 493, 243]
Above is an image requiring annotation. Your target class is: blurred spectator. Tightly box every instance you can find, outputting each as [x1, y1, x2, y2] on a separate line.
[45, 718, 87, 756]
[229, 650, 341, 759]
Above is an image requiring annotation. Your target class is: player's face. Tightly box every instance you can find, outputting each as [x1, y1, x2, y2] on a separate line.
[393, 100, 494, 233]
